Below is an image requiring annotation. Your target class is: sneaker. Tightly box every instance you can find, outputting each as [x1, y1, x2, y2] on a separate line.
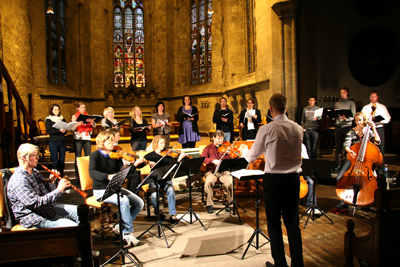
[123, 233, 140, 246]
[207, 206, 213, 214]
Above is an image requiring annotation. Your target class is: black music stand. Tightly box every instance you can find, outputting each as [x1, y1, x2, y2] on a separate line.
[300, 159, 334, 228]
[231, 171, 270, 259]
[99, 167, 140, 267]
[215, 158, 248, 222]
[171, 157, 206, 230]
[136, 164, 177, 248]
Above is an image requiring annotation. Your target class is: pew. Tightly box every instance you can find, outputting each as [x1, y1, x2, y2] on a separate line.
[0, 203, 95, 267]
[343, 175, 400, 267]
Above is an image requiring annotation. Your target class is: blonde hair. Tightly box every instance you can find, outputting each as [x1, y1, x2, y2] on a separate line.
[131, 106, 142, 122]
[103, 107, 115, 118]
[152, 135, 166, 151]
[96, 131, 115, 150]
[17, 143, 39, 162]
[354, 112, 367, 127]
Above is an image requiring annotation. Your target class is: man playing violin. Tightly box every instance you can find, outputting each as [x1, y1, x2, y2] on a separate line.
[143, 135, 187, 222]
[201, 130, 233, 214]
[89, 131, 145, 246]
[7, 143, 79, 229]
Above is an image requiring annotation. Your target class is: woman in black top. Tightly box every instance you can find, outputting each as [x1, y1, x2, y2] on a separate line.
[89, 131, 145, 246]
[238, 98, 262, 140]
[45, 104, 67, 177]
[129, 106, 150, 151]
[144, 135, 186, 221]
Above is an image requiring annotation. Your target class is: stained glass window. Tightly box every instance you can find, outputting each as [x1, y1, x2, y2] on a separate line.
[191, 0, 212, 84]
[45, 0, 67, 85]
[114, 0, 145, 88]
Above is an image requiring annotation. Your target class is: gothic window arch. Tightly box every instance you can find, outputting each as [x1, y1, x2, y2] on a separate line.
[191, 0, 212, 84]
[113, 0, 145, 88]
[45, 0, 67, 85]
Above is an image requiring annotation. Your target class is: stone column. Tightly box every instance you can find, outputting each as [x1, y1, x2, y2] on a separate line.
[272, 0, 301, 120]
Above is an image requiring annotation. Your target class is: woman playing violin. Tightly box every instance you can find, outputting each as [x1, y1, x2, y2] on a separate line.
[89, 131, 145, 246]
[336, 112, 380, 209]
[143, 135, 186, 222]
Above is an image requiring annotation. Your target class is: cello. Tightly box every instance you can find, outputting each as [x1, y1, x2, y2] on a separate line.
[336, 107, 383, 206]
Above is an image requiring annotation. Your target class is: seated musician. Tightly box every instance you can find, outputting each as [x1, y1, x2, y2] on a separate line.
[201, 130, 233, 214]
[7, 143, 79, 228]
[143, 135, 186, 222]
[89, 131, 144, 246]
[336, 112, 380, 209]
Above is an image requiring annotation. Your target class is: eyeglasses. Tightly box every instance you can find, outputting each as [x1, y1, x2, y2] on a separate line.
[30, 153, 39, 158]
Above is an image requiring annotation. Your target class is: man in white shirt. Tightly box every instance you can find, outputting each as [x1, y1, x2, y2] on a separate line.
[240, 94, 304, 267]
[361, 91, 391, 169]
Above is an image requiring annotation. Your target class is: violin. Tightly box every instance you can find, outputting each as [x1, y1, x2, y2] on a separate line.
[218, 141, 242, 158]
[109, 149, 150, 164]
[159, 149, 193, 159]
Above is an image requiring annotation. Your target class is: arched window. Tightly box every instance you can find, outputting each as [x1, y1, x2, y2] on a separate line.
[113, 0, 145, 88]
[45, 0, 67, 85]
[191, 0, 212, 84]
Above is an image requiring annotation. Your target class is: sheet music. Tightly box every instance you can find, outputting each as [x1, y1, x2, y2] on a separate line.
[156, 119, 166, 127]
[245, 109, 255, 119]
[53, 120, 77, 130]
[231, 169, 265, 180]
[305, 107, 323, 119]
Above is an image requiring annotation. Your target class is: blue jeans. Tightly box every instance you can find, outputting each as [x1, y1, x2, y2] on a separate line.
[303, 129, 319, 159]
[305, 176, 317, 207]
[49, 141, 67, 177]
[149, 180, 176, 215]
[223, 132, 231, 142]
[131, 140, 148, 151]
[94, 188, 144, 234]
[35, 203, 79, 228]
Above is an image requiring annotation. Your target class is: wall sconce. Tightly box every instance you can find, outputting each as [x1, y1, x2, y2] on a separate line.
[46, 0, 54, 14]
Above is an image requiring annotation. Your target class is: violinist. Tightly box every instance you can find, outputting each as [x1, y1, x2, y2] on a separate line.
[143, 135, 186, 222]
[89, 131, 145, 246]
[336, 112, 380, 209]
[200, 130, 233, 214]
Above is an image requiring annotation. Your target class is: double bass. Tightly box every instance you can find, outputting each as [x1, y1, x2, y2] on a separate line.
[336, 107, 383, 206]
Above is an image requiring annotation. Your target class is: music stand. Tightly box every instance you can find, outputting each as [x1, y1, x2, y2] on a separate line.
[171, 157, 206, 230]
[99, 167, 140, 267]
[215, 158, 248, 222]
[136, 164, 177, 248]
[230, 170, 270, 259]
[300, 159, 334, 228]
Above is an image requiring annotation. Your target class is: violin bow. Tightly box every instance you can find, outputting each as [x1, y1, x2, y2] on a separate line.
[151, 144, 177, 170]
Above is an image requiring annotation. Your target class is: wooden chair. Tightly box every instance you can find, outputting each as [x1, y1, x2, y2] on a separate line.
[37, 119, 47, 135]
[77, 156, 112, 238]
[344, 175, 400, 267]
[199, 145, 226, 205]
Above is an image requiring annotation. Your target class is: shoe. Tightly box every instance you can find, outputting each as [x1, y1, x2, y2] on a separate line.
[123, 233, 140, 246]
[225, 206, 231, 212]
[170, 214, 180, 222]
[266, 262, 275, 267]
[207, 206, 213, 214]
[337, 202, 349, 209]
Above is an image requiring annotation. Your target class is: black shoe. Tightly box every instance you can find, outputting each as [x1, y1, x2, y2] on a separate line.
[225, 206, 231, 212]
[266, 262, 275, 267]
[337, 202, 349, 209]
[207, 206, 213, 214]
[170, 214, 180, 222]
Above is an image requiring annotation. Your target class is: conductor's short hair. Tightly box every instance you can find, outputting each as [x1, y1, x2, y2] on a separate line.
[269, 94, 287, 114]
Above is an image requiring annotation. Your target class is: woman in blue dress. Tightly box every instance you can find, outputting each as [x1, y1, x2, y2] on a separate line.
[177, 95, 201, 148]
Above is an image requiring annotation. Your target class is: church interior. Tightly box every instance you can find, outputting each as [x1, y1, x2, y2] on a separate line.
[1, 0, 400, 266]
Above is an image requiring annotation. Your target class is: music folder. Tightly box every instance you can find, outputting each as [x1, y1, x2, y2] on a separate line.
[325, 109, 353, 119]
[106, 119, 126, 128]
[76, 114, 103, 123]
[373, 115, 384, 123]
